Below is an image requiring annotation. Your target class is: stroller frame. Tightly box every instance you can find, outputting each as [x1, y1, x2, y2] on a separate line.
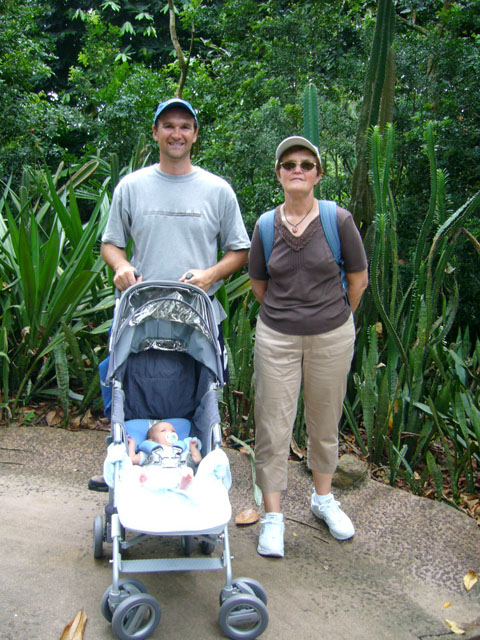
[93, 281, 268, 640]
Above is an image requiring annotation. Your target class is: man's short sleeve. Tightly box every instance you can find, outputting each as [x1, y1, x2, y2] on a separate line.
[218, 185, 250, 253]
[101, 182, 130, 248]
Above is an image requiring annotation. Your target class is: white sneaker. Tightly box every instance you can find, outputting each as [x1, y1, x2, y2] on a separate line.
[311, 491, 355, 540]
[257, 513, 284, 557]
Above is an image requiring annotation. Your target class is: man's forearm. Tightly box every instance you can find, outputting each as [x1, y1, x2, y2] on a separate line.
[101, 243, 130, 271]
[209, 249, 249, 282]
[101, 242, 140, 290]
[180, 249, 249, 292]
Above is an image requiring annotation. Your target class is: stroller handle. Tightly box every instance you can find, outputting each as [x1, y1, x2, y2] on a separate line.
[114, 271, 142, 300]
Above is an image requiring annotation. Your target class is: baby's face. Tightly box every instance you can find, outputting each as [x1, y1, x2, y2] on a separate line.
[151, 422, 178, 446]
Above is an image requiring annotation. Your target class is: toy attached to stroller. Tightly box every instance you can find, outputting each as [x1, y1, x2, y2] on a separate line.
[93, 282, 269, 640]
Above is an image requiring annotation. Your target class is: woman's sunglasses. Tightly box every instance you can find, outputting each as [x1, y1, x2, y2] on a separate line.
[279, 160, 317, 172]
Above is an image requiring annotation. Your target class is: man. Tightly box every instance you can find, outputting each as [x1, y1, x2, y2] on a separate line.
[101, 97, 249, 318]
[89, 98, 249, 491]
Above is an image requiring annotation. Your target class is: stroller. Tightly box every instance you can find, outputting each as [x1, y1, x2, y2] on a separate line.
[93, 281, 268, 640]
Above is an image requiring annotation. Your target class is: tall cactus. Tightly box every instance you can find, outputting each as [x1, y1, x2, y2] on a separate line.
[304, 83, 320, 149]
[379, 45, 396, 134]
[350, 0, 396, 228]
[303, 83, 321, 198]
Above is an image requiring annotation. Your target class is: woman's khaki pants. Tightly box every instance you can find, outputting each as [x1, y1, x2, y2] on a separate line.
[254, 314, 355, 494]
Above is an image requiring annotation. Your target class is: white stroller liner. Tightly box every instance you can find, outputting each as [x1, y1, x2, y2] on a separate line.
[104, 443, 232, 534]
[94, 281, 269, 640]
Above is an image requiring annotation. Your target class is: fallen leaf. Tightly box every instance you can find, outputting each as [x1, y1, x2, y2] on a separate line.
[70, 416, 82, 429]
[59, 610, 87, 640]
[464, 570, 478, 592]
[443, 602, 451, 608]
[290, 437, 305, 460]
[46, 410, 60, 426]
[445, 619, 465, 635]
[235, 508, 259, 525]
[290, 438, 306, 460]
[461, 493, 478, 509]
[80, 409, 94, 427]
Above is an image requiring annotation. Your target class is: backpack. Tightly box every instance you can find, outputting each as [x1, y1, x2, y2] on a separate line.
[257, 200, 347, 290]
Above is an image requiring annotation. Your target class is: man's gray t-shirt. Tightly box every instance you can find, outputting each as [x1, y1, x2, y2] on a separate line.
[102, 165, 250, 309]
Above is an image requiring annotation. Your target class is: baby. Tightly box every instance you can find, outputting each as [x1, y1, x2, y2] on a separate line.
[128, 421, 202, 489]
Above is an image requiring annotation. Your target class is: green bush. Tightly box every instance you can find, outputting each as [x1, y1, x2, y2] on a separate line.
[0, 162, 112, 417]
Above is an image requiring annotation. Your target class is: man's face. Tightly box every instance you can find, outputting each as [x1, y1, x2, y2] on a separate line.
[152, 108, 198, 161]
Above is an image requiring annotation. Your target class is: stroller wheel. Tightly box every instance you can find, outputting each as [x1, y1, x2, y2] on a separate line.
[218, 593, 269, 640]
[181, 535, 194, 556]
[232, 578, 267, 605]
[100, 579, 148, 622]
[93, 515, 104, 559]
[112, 593, 161, 640]
[219, 579, 266, 606]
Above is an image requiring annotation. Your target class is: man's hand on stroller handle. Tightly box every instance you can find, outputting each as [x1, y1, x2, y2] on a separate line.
[101, 244, 142, 291]
[179, 268, 215, 292]
[113, 263, 142, 290]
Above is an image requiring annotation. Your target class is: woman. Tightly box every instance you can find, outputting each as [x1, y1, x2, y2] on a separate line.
[249, 136, 368, 557]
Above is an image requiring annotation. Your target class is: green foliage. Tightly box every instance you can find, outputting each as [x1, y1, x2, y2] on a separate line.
[347, 123, 480, 498]
[0, 162, 111, 415]
[0, 0, 58, 180]
[69, 1, 170, 65]
[229, 434, 262, 506]
[0, 1, 53, 88]
[393, 2, 480, 338]
[350, 0, 396, 227]
[54, 339, 70, 427]
[222, 288, 256, 440]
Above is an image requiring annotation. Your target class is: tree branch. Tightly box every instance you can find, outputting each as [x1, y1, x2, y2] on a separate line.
[168, 0, 189, 97]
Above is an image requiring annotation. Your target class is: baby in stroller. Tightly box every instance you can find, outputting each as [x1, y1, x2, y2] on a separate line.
[95, 282, 269, 640]
[128, 420, 202, 490]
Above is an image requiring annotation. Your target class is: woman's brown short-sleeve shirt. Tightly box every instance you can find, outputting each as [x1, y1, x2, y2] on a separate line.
[248, 205, 367, 335]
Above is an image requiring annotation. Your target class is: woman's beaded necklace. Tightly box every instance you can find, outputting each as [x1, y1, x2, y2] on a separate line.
[283, 202, 314, 234]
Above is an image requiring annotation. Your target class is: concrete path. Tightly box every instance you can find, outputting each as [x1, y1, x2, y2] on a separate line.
[1, 426, 479, 640]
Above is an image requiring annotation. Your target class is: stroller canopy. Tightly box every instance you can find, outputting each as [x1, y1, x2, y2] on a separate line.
[106, 281, 223, 384]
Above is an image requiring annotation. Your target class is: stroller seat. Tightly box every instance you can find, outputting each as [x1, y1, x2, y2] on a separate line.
[107, 417, 231, 535]
[112, 447, 231, 535]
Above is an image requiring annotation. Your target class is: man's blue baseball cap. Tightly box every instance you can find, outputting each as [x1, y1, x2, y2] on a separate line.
[153, 98, 198, 126]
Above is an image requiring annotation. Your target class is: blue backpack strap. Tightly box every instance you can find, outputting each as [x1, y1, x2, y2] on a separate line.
[259, 202, 347, 290]
[318, 200, 347, 291]
[258, 208, 276, 277]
